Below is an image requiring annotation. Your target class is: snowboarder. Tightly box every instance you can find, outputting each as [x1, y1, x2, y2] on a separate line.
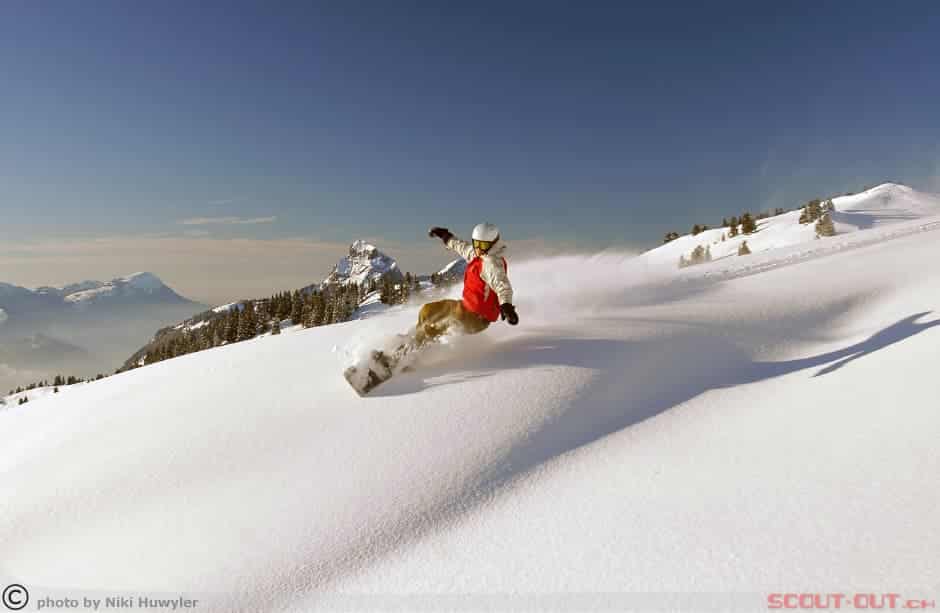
[343, 222, 519, 396]
[419, 223, 519, 346]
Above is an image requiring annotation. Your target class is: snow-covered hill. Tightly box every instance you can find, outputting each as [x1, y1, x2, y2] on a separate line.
[834, 182, 940, 228]
[2, 211, 938, 611]
[645, 182, 940, 270]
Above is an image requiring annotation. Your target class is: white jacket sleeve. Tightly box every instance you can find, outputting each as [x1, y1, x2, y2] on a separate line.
[445, 236, 476, 262]
[480, 255, 514, 305]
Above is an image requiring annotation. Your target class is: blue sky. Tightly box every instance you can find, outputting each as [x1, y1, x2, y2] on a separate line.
[2, 1, 939, 299]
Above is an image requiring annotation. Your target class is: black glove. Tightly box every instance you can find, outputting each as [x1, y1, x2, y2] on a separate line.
[428, 226, 453, 244]
[500, 303, 519, 325]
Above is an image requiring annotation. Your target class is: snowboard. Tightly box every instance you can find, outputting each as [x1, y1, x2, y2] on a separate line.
[343, 333, 424, 396]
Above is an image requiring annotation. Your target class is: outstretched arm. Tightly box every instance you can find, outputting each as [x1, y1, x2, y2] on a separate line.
[445, 236, 476, 262]
[429, 226, 475, 261]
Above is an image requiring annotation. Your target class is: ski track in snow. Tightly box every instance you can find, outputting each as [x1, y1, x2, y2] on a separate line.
[2, 208, 940, 611]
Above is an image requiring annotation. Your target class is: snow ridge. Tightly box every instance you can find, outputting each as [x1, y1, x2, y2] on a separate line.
[644, 182, 940, 269]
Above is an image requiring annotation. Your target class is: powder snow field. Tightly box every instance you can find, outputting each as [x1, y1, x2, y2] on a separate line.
[645, 182, 940, 271]
[2, 194, 939, 611]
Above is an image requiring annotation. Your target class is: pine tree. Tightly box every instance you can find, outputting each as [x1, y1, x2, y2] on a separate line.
[738, 240, 751, 256]
[290, 292, 303, 326]
[815, 212, 835, 237]
[380, 278, 394, 304]
[237, 304, 256, 341]
[799, 199, 823, 224]
[311, 294, 325, 326]
[663, 231, 680, 244]
[272, 320, 281, 335]
[225, 309, 239, 343]
[740, 212, 757, 234]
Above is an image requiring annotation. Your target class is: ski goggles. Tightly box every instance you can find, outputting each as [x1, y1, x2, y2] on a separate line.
[472, 239, 496, 252]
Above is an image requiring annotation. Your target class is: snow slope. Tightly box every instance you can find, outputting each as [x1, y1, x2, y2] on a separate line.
[834, 182, 940, 229]
[645, 182, 940, 271]
[1, 217, 939, 611]
[1, 383, 83, 407]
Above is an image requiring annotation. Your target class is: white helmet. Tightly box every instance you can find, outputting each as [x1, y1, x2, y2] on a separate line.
[471, 222, 500, 243]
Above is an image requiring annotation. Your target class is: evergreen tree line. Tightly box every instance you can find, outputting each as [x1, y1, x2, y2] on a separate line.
[723, 212, 758, 237]
[132, 283, 379, 369]
[428, 271, 459, 287]
[664, 207, 790, 244]
[8, 374, 103, 396]
[5, 373, 107, 405]
[380, 272, 422, 305]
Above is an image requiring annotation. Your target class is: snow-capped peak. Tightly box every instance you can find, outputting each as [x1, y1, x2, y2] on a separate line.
[349, 239, 377, 253]
[320, 240, 404, 288]
[118, 272, 166, 291]
[63, 273, 172, 304]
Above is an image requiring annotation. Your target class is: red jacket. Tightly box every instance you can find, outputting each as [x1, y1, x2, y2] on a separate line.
[445, 237, 514, 322]
[462, 256, 507, 322]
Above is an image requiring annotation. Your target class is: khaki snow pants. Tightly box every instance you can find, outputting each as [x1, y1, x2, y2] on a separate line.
[414, 299, 490, 346]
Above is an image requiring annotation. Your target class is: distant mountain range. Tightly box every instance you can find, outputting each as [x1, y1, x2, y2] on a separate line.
[0, 273, 203, 393]
[0, 272, 191, 318]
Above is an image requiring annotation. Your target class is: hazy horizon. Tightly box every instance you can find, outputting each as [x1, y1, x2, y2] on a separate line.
[0, 232, 594, 306]
[3, 2, 939, 302]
